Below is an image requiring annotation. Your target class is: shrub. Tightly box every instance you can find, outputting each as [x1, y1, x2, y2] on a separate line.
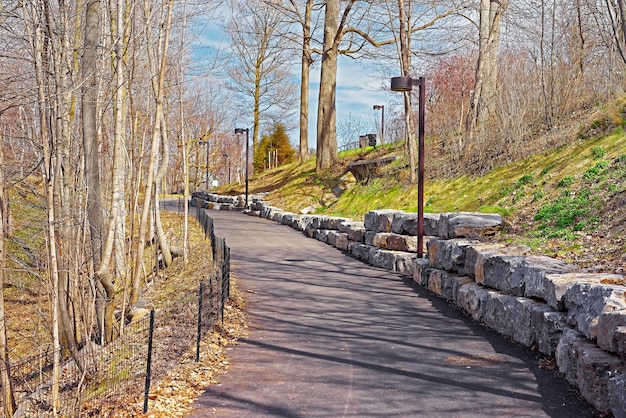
[557, 176, 574, 187]
[592, 146, 606, 158]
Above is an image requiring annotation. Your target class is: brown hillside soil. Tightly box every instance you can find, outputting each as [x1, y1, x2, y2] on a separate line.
[503, 208, 626, 282]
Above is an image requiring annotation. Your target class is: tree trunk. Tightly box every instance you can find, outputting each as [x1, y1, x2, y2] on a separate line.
[316, 0, 339, 172]
[32, 7, 62, 408]
[49, 0, 84, 364]
[82, 0, 104, 271]
[82, 0, 113, 343]
[298, 0, 314, 162]
[398, 0, 417, 184]
[130, 0, 174, 308]
[154, 117, 173, 268]
[176, 7, 190, 264]
[0, 140, 16, 417]
[95, 0, 128, 342]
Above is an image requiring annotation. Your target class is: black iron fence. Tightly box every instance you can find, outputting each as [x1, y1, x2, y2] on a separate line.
[1, 201, 230, 417]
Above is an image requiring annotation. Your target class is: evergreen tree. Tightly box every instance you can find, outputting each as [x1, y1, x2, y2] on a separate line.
[254, 124, 296, 172]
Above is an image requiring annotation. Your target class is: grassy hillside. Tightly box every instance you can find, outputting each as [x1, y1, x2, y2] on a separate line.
[220, 108, 626, 275]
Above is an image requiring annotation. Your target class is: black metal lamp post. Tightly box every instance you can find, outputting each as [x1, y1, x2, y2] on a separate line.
[373, 104, 385, 144]
[198, 139, 210, 190]
[390, 76, 425, 258]
[234, 128, 250, 209]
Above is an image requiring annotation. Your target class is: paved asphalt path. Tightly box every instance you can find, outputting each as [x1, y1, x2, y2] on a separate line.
[187, 210, 597, 417]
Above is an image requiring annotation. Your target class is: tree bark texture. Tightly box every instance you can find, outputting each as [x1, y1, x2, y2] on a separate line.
[316, 0, 340, 171]
[0, 140, 16, 417]
[298, 0, 314, 162]
[398, 0, 418, 184]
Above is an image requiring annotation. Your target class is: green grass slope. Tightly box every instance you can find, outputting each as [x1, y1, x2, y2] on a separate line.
[221, 110, 626, 274]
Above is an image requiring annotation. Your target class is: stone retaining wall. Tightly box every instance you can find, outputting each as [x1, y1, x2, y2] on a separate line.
[190, 193, 626, 417]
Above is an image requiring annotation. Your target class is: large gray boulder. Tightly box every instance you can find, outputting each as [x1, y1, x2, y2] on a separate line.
[313, 229, 330, 244]
[427, 238, 479, 274]
[563, 283, 626, 352]
[392, 212, 417, 235]
[368, 248, 397, 270]
[438, 212, 502, 239]
[528, 272, 622, 311]
[348, 242, 372, 263]
[296, 215, 314, 231]
[530, 303, 568, 356]
[364, 209, 398, 233]
[456, 282, 491, 321]
[334, 233, 350, 251]
[271, 210, 285, 223]
[424, 213, 440, 236]
[327, 230, 340, 246]
[310, 215, 325, 230]
[364, 231, 376, 246]
[281, 213, 299, 228]
[395, 252, 415, 275]
[481, 293, 533, 346]
[320, 216, 352, 230]
[217, 195, 236, 204]
[260, 205, 281, 219]
[339, 221, 366, 243]
[463, 243, 508, 278]
[426, 269, 473, 304]
[372, 232, 417, 252]
[608, 373, 626, 418]
[473, 250, 526, 295]
[412, 258, 431, 287]
[556, 328, 623, 413]
[517, 256, 578, 305]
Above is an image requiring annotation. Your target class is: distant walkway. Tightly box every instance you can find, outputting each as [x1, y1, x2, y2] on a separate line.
[187, 211, 597, 417]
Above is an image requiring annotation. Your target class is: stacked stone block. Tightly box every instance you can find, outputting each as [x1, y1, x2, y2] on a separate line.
[424, 235, 625, 415]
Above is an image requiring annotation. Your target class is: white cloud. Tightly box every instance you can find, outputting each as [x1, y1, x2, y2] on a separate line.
[193, 11, 403, 151]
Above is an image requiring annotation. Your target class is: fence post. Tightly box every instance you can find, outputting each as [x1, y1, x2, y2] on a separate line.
[143, 310, 155, 414]
[196, 281, 204, 362]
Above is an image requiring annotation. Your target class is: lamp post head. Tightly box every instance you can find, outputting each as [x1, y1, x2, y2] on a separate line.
[391, 76, 419, 92]
[373, 105, 383, 110]
[234, 128, 248, 135]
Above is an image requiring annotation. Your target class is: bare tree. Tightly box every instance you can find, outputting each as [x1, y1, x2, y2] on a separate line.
[605, 0, 626, 64]
[130, 0, 175, 308]
[315, 0, 453, 172]
[465, 0, 508, 147]
[226, 0, 298, 155]
[263, 0, 319, 162]
[382, 0, 459, 181]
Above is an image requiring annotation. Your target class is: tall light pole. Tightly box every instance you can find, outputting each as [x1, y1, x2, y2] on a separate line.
[373, 104, 385, 144]
[234, 128, 250, 208]
[198, 139, 210, 190]
[390, 76, 425, 258]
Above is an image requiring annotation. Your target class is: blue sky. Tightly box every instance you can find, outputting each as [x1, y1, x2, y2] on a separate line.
[192, 8, 401, 150]
[307, 56, 400, 147]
